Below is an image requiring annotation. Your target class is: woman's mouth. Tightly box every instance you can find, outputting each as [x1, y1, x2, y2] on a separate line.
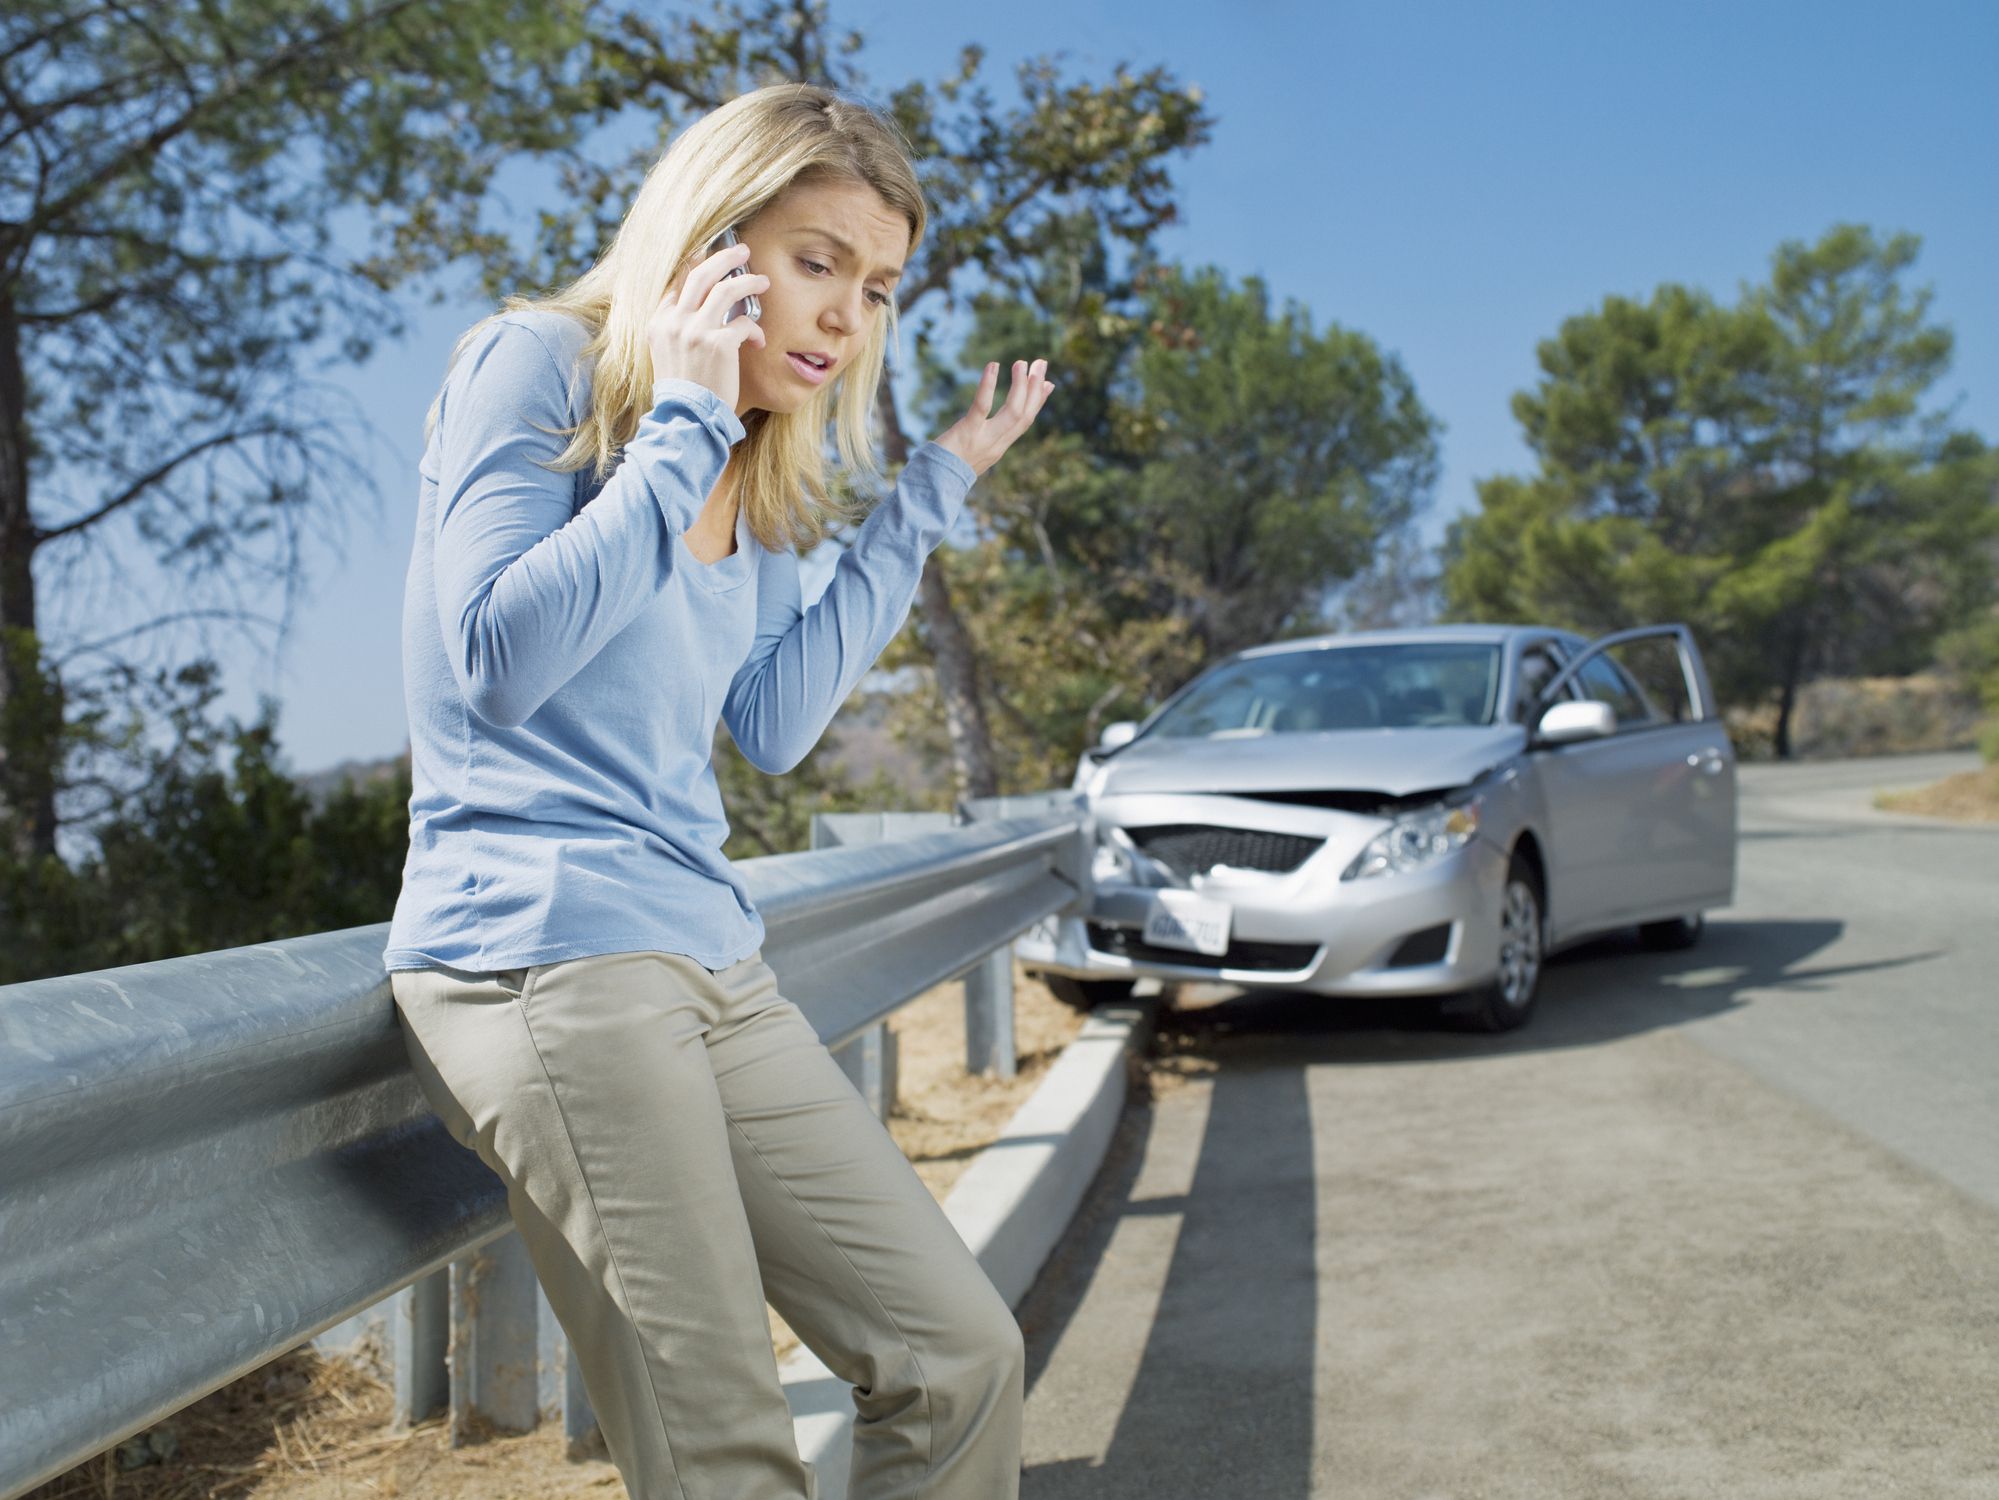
[785, 351, 832, 385]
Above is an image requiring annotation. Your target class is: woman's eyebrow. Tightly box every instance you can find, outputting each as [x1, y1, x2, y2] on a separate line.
[786, 227, 903, 282]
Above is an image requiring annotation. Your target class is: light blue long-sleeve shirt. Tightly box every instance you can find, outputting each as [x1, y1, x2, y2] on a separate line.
[383, 308, 977, 973]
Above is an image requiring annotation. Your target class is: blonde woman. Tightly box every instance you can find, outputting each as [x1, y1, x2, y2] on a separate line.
[383, 81, 1053, 1499]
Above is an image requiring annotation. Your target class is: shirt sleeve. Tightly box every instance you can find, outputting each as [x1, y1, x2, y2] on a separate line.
[430, 317, 745, 728]
[721, 441, 979, 774]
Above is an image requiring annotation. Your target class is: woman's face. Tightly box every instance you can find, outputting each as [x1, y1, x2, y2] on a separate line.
[731, 176, 908, 417]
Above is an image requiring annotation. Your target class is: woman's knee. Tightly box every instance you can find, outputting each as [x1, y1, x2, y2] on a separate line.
[934, 1293, 1025, 1395]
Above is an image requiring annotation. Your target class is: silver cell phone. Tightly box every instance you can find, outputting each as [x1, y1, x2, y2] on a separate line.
[712, 225, 762, 324]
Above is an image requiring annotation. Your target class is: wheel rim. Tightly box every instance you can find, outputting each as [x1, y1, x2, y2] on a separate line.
[1497, 879, 1541, 1008]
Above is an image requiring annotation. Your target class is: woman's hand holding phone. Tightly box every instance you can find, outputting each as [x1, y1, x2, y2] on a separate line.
[932, 359, 1056, 478]
[648, 241, 768, 412]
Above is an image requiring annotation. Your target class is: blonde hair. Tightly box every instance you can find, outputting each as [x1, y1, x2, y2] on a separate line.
[422, 82, 926, 554]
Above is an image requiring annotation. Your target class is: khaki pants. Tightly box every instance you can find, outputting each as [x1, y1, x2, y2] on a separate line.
[389, 947, 1025, 1500]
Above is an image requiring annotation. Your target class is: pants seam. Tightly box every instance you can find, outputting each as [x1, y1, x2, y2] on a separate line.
[508, 990, 692, 1500]
[725, 1095, 936, 1494]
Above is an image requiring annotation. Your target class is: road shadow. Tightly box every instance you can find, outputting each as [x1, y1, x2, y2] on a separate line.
[1142, 916, 1944, 1067]
[1017, 1003, 1320, 1499]
[1017, 916, 1946, 1498]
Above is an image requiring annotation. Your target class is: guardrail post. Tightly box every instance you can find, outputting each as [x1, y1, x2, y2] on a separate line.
[962, 943, 1017, 1080]
[312, 1271, 451, 1430]
[957, 791, 1089, 1079]
[448, 1233, 541, 1438]
[394, 1271, 449, 1427]
[834, 1020, 897, 1118]
[538, 1283, 598, 1449]
[810, 810, 956, 1121]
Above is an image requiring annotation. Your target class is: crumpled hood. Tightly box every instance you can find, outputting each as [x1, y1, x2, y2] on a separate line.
[1096, 724, 1526, 799]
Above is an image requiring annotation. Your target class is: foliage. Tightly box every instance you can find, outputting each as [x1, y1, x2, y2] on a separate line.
[0, 0, 1214, 976]
[1935, 610, 1999, 762]
[1441, 224, 1999, 756]
[714, 712, 950, 859]
[874, 235, 1441, 791]
[1120, 263, 1441, 658]
[0, 664, 411, 984]
[1, 0, 622, 862]
[0, 663, 941, 985]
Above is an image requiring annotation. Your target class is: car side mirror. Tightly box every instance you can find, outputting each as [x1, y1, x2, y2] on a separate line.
[1099, 721, 1138, 750]
[1535, 700, 1616, 745]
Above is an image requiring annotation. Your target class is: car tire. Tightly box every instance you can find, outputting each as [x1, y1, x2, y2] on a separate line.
[1447, 852, 1545, 1033]
[1637, 912, 1704, 951]
[1042, 975, 1137, 1012]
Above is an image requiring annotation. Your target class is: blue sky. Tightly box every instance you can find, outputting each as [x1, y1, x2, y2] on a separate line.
[88, 0, 1997, 780]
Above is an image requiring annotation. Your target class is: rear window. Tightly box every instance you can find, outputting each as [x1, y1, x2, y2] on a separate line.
[1147, 643, 1503, 739]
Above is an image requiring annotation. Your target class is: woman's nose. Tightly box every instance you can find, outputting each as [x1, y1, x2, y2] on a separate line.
[822, 288, 864, 333]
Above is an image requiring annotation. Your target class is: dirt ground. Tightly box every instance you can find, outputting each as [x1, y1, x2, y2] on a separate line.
[23, 959, 1096, 1500]
[1874, 759, 1999, 821]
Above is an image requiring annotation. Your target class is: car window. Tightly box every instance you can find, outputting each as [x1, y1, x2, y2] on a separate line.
[1146, 642, 1503, 738]
[1512, 645, 1566, 725]
[1574, 654, 1657, 728]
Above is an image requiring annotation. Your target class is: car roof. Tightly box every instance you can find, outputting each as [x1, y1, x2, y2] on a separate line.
[1235, 623, 1554, 659]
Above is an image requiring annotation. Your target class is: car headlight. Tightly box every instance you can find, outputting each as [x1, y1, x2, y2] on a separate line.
[1092, 836, 1136, 885]
[1342, 794, 1482, 880]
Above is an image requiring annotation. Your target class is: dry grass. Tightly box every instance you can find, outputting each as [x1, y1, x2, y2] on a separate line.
[1874, 760, 1999, 822]
[27, 960, 1090, 1499]
[18, 1341, 450, 1500]
[1726, 672, 1982, 761]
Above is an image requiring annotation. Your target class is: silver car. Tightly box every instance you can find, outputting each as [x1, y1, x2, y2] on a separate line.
[1015, 623, 1738, 1031]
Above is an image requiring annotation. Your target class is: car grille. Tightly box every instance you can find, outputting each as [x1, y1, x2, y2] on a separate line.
[1087, 922, 1321, 972]
[1121, 823, 1324, 880]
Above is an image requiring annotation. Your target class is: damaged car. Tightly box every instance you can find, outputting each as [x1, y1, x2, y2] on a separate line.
[1015, 623, 1737, 1031]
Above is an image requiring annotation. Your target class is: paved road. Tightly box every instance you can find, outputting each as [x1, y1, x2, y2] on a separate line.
[1015, 752, 1999, 1499]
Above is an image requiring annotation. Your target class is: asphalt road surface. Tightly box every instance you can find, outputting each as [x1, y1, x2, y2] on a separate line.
[1015, 752, 1999, 1499]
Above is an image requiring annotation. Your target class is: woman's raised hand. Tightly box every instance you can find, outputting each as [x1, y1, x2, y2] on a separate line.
[932, 359, 1055, 478]
[647, 241, 768, 411]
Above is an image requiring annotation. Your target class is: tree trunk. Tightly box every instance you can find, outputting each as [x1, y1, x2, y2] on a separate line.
[873, 380, 999, 802]
[0, 293, 61, 864]
[1772, 613, 1809, 761]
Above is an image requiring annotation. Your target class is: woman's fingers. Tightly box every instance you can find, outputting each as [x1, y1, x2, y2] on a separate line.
[941, 356, 1054, 474]
[969, 360, 999, 417]
[702, 269, 768, 324]
[1006, 360, 1030, 416]
[1005, 359, 1046, 430]
[1029, 375, 1053, 420]
[678, 241, 752, 316]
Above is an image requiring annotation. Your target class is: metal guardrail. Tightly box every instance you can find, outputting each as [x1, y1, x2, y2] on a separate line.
[0, 796, 1089, 1497]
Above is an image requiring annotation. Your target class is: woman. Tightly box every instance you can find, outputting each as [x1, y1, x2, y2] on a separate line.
[383, 81, 1054, 1499]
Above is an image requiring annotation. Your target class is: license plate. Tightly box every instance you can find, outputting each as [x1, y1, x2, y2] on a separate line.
[1142, 890, 1232, 957]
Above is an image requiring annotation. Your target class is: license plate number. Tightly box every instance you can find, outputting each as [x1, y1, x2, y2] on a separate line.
[1142, 890, 1232, 957]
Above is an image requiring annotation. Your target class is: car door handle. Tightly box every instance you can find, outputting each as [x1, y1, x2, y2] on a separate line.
[1686, 749, 1726, 774]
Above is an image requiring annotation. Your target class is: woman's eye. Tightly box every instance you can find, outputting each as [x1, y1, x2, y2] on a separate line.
[802, 258, 890, 309]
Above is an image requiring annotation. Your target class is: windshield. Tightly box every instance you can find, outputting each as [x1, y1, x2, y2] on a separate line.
[1146, 643, 1503, 739]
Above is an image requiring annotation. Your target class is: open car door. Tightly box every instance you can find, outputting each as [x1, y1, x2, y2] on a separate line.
[1529, 624, 1737, 944]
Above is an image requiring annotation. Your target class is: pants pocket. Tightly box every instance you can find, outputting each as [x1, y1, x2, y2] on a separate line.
[493, 964, 550, 1006]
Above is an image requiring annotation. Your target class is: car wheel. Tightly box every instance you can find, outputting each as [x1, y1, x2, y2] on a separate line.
[1448, 853, 1544, 1033]
[1637, 912, 1704, 951]
[1042, 975, 1137, 1011]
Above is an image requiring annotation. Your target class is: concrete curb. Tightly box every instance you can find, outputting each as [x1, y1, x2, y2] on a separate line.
[779, 994, 1160, 1500]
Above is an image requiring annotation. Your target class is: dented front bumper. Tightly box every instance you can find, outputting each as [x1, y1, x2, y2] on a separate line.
[1016, 791, 1514, 998]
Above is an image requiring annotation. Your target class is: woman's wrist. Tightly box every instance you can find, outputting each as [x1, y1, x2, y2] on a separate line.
[913, 438, 979, 489]
[649, 376, 747, 445]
